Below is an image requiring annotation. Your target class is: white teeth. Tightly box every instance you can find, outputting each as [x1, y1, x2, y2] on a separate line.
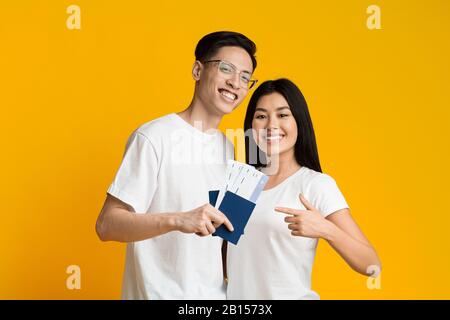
[220, 90, 237, 101]
[266, 135, 283, 141]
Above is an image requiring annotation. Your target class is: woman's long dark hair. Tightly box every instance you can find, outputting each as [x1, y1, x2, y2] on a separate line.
[244, 78, 322, 172]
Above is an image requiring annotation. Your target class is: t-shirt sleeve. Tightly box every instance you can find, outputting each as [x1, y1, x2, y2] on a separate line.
[306, 174, 349, 218]
[107, 131, 159, 213]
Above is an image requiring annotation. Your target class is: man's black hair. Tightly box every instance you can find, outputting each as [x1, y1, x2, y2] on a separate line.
[195, 31, 257, 71]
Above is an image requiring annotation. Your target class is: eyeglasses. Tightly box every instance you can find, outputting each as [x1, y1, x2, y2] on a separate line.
[203, 60, 258, 89]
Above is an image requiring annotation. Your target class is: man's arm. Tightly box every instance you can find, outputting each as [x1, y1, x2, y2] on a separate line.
[95, 194, 233, 243]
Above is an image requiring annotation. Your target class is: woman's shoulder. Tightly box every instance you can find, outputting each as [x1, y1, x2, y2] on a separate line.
[295, 167, 348, 214]
[294, 166, 338, 189]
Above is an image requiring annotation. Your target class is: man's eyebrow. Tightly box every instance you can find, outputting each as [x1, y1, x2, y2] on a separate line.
[222, 59, 252, 74]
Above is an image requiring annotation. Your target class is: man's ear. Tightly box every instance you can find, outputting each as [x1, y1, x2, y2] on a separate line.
[192, 61, 202, 81]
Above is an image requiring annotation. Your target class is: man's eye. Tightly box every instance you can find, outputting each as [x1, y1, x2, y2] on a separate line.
[241, 76, 250, 83]
[219, 64, 233, 73]
[241, 74, 251, 83]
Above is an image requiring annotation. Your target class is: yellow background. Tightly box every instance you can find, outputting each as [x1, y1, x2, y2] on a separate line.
[1, 0, 450, 299]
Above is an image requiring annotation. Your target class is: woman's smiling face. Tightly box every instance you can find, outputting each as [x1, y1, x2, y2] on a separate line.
[252, 92, 298, 157]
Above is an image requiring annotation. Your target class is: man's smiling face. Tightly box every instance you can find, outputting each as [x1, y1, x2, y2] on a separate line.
[195, 46, 254, 116]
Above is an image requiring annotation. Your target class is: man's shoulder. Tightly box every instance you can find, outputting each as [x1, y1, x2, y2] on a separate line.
[135, 113, 178, 139]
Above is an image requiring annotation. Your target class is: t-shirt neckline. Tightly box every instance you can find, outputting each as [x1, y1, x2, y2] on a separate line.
[261, 166, 307, 193]
[170, 113, 221, 140]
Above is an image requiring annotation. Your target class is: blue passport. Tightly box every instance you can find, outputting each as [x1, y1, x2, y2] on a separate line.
[208, 190, 256, 245]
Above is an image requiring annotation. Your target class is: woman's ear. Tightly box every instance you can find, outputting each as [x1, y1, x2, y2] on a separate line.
[192, 61, 202, 81]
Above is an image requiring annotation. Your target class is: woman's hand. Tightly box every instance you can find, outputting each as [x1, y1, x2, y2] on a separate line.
[276, 194, 382, 276]
[275, 194, 335, 239]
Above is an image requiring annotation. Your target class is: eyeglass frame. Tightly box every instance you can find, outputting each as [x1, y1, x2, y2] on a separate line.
[202, 59, 258, 89]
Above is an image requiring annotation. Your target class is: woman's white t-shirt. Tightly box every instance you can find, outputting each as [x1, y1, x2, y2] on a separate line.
[107, 113, 234, 299]
[226, 166, 349, 300]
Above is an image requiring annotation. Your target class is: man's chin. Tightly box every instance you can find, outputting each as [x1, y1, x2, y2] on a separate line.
[215, 102, 237, 115]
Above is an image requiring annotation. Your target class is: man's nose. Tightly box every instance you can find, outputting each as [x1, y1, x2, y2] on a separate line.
[226, 73, 240, 89]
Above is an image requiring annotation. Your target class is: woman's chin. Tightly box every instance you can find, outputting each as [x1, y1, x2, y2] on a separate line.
[265, 150, 280, 157]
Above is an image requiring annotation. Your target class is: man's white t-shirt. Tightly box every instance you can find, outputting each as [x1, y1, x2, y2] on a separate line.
[226, 166, 349, 300]
[107, 113, 234, 299]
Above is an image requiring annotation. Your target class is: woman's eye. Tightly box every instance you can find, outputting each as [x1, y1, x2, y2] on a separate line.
[255, 114, 266, 119]
[279, 113, 290, 118]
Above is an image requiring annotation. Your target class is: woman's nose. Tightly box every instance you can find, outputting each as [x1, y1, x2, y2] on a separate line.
[267, 117, 279, 129]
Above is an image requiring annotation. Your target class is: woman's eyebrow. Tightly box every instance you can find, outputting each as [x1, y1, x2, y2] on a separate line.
[255, 106, 290, 112]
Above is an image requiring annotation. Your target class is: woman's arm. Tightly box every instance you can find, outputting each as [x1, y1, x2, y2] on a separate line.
[275, 194, 381, 277]
[322, 208, 381, 276]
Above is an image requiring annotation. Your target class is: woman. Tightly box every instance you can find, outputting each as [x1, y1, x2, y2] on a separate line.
[226, 78, 381, 299]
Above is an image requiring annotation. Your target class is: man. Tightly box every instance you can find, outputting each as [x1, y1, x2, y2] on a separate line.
[96, 31, 258, 299]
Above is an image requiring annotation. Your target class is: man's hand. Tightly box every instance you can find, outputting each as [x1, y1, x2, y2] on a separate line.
[174, 204, 234, 237]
